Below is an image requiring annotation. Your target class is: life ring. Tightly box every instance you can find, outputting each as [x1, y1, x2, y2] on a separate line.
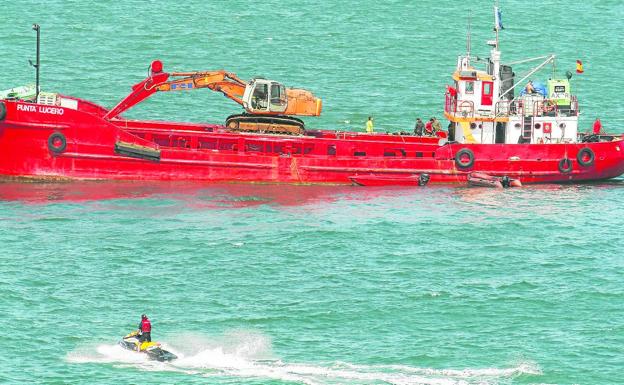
[48, 132, 67, 154]
[455, 148, 475, 169]
[558, 158, 573, 173]
[0, 102, 6, 120]
[577, 148, 595, 167]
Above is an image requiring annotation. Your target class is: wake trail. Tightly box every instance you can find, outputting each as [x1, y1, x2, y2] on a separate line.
[66, 330, 540, 385]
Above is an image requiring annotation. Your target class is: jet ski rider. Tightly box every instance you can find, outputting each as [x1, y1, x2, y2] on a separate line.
[138, 314, 152, 344]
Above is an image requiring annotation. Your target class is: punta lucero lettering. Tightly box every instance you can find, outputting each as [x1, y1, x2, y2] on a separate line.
[17, 104, 64, 115]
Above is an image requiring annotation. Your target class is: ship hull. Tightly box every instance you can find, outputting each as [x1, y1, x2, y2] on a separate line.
[1, 100, 623, 185]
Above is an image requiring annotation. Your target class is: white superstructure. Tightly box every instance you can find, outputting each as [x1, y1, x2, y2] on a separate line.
[444, 9, 579, 145]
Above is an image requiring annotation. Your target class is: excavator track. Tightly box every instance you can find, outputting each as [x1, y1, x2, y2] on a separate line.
[225, 114, 305, 135]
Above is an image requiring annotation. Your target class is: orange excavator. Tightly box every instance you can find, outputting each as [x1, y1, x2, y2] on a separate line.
[104, 60, 322, 135]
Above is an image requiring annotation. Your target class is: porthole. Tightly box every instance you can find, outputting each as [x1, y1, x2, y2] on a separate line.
[534, 123, 541, 129]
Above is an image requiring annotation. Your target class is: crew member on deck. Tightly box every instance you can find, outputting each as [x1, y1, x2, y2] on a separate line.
[524, 80, 535, 94]
[592, 118, 602, 135]
[138, 314, 152, 345]
[424, 119, 433, 136]
[431, 117, 442, 134]
[414, 118, 424, 136]
[366, 116, 374, 133]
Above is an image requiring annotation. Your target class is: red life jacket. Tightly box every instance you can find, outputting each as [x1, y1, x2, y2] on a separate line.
[141, 318, 151, 333]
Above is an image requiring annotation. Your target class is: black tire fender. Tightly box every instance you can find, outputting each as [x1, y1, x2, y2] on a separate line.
[577, 148, 595, 167]
[455, 148, 475, 169]
[558, 158, 573, 173]
[0, 102, 6, 120]
[48, 132, 67, 154]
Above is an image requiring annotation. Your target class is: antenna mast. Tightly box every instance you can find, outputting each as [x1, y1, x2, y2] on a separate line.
[494, 2, 499, 49]
[467, 12, 472, 60]
[31, 24, 41, 102]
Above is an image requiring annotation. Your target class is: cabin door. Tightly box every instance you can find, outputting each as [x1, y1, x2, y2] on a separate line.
[481, 81, 493, 106]
[495, 122, 506, 143]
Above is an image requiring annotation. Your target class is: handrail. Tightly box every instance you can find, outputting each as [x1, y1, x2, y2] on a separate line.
[445, 93, 474, 118]
[456, 100, 474, 117]
[495, 99, 525, 118]
[533, 99, 559, 117]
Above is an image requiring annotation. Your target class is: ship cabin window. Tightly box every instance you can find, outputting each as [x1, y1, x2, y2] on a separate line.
[251, 84, 269, 110]
[245, 142, 264, 152]
[174, 136, 191, 149]
[465, 81, 474, 94]
[384, 148, 406, 157]
[327, 145, 336, 155]
[483, 82, 492, 95]
[270, 83, 287, 107]
[354, 151, 366, 157]
[218, 140, 237, 151]
[198, 138, 217, 150]
[290, 144, 314, 155]
[415, 152, 423, 157]
[154, 135, 171, 147]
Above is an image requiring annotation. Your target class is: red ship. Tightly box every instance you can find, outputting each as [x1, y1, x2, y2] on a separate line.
[1, 13, 623, 186]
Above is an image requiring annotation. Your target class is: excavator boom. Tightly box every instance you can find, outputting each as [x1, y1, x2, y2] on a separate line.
[156, 71, 247, 106]
[106, 60, 322, 134]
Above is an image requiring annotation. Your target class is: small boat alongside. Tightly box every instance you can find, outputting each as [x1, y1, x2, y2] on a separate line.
[349, 173, 430, 187]
[467, 172, 521, 188]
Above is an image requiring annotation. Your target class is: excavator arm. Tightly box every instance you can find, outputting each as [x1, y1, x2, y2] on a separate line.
[153, 69, 322, 118]
[105, 60, 321, 134]
[105, 61, 249, 120]
[155, 70, 248, 106]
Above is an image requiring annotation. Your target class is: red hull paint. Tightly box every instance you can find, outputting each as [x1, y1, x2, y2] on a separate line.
[1, 99, 624, 185]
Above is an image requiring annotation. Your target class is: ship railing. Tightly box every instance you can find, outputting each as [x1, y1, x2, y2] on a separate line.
[457, 101, 474, 117]
[533, 99, 559, 117]
[453, 100, 474, 118]
[444, 93, 457, 115]
[445, 94, 475, 118]
[532, 97, 580, 118]
[495, 100, 521, 117]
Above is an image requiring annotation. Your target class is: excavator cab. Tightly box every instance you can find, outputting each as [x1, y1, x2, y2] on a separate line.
[243, 79, 287, 114]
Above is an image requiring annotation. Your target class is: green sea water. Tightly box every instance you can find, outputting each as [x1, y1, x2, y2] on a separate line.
[1, 1, 624, 384]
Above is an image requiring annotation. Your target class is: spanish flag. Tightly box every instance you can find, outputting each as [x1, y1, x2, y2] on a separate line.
[576, 60, 584, 74]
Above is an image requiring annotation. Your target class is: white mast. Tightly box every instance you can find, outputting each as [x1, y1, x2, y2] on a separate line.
[459, 13, 473, 71]
[494, 3, 499, 49]
[491, 3, 502, 105]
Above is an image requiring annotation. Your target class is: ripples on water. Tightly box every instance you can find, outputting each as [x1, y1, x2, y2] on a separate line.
[1, 178, 623, 384]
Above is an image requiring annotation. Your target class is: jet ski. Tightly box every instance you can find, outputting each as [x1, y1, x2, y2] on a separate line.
[119, 331, 177, 362]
